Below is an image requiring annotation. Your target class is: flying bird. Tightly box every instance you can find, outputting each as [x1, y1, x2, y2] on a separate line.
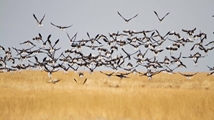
[20, 40, 36, 47]
[153, 11, 170, 22]
[207, 65, 214, 71]
[100, 71, 114, 78]
[179, 72, 198, 79]
[113, 72, 130, 80]
[50, 22, 72, 30]
[117, 11, 138, 23]
[73, 78, 87, 85]
[33, 14, 45, 27]
[182, 28, 196, 36]
[67, 32, 78, 43]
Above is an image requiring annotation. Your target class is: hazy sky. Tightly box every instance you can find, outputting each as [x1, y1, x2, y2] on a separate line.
[0, 0, 214, 72]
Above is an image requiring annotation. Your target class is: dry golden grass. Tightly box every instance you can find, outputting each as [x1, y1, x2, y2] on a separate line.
[0, 70, 214, 120]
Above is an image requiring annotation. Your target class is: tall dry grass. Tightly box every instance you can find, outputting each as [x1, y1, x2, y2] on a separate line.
[0, 70, 214, 120]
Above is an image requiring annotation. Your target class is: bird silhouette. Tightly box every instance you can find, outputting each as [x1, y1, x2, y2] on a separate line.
[33, 14, 45, 27]
[50, 22, 72, 30]
[117, 11, 138, 23]
[154, 11, 170, 22]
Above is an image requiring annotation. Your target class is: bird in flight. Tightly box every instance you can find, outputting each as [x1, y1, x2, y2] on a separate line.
[73, 78, 87, 85]
[153, 11, 170, 22]
[179, 72, 198, 79]
[117, 11, 138, 23]
[33, 14, 45, 27]
[50, 22, 72, 30]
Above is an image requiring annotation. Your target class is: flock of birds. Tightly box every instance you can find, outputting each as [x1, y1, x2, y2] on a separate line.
[1, 11, 214, 84]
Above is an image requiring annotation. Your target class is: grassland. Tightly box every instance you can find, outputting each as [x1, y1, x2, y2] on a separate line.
[0, 70, 214, 120]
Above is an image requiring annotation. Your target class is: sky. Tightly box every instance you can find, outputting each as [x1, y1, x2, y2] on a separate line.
[0, 0, 214, 72]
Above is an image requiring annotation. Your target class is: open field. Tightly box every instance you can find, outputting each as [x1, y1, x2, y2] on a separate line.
[0, 70, 214, 120]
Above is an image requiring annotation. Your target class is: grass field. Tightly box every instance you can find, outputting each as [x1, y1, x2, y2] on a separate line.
[0, 70, 214, 120]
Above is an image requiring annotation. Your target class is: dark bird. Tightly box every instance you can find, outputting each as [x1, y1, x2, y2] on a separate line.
[182, 28, 196, 36]
[182, 52, 205, 65]
[136, 49, 149, 60]
[179, 72, 198, 79]
[117, 11, 138, 23]
[153, 11, 170, 22]
[33, 33, 43, 41]
[68, 64, 79, 72]
[33, 14, 45, 27]
[166, 46, 178, 53]
[67, 32, 78, 43]
[73, 78, 87, 85]
[50, 22, 72, 30]
[193, 32, 207, 42]
[121, 48, 138, 60]
[170, 52, 182, 64]
[43, 65, 59, 78]
[190, 43, 203, 51]
[162, 66, 177, 74]
[113, 72, 130, 80]
[139, 69, 162, 80]
[207, 65, 214, 71]
[198, 45, 214, 54]
[20, 40, 36, 46]
[150, 48, 164, 56]
[100, 71, 114, 78]
[86, 32, 101, 44]
[43, 38, 60, 54]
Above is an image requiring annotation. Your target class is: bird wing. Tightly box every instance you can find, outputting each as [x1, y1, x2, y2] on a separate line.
[39, 33, 42, 39]
[53, 39, 59, 48]
[154, 11, 160, 20]
[33, 14, 39, 23]
[161, 12, 170, 21]
[40, 14, 45, 23]
[207, 65, 212, 70]
[182, 29, 189, 32]
[128, 14, 138, 21]
[47, 34, 51, 41]
[117, 11, 127, 21]
[50, 22, 60, 28]
[205, 41, 213, 46]
[63, 24, 73, 29]
[82, 78, 87, 85]
[207, 46, 214, 51]
[190, 44, 197, 51]
[192, 72, 198, 76]
[100, 71, 106, 75]
[67, 33, 77, 42]
[178, 72, 186, 76]
[73, 78, 79, 84]
[87, 32, 91, 39]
